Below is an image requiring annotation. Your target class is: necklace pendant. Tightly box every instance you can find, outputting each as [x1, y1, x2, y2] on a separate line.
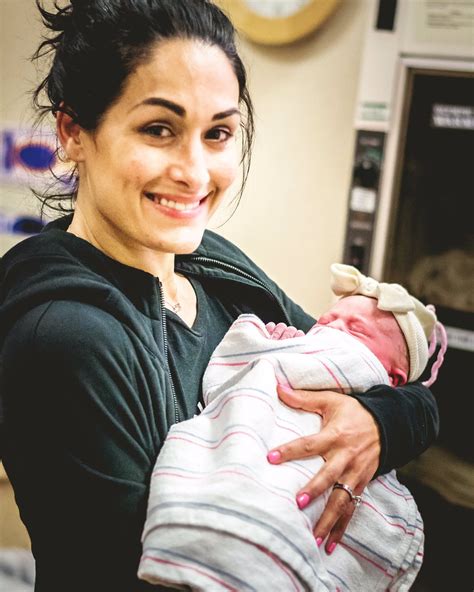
[172, 302, 182, 313]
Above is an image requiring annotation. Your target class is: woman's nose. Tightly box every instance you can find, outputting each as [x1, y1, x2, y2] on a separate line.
[168, 140, 211, 192]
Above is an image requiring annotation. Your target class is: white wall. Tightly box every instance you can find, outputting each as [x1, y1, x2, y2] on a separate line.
[215, 1, 370, 316]
[0, 0, 370, 317]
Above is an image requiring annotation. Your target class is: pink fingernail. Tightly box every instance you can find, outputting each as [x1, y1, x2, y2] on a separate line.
[316, 537, 323, 547]
[296, 493, 310, 509]
[267, 450, 281, 464]
[327, 542, 337, 555]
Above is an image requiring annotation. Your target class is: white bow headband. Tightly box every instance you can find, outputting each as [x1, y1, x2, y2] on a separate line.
[329, 264, 447, 385]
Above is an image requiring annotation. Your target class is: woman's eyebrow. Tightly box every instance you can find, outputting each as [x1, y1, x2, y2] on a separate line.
[130, 97, 240, 120]
[131, 97, 185, 116]
[212, 108, 241, 121]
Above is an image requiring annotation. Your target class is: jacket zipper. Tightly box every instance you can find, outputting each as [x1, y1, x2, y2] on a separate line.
[161, 254, 287, 425]
[185, 255, 290, 322]
[158, 280, 180, 425]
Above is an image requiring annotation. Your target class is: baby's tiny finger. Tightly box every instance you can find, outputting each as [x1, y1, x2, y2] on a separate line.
[265, 322, 276, 335]
[281, 326, 297, 339]
[271, 322, 289, 340]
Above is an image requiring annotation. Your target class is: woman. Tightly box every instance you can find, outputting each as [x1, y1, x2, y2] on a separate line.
[0, 1, 438, 591]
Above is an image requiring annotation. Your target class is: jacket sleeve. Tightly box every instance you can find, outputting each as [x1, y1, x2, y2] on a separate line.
[263, 277, 440, 475]
[350, 381, 439, 475]
[1, 301, 168, 591]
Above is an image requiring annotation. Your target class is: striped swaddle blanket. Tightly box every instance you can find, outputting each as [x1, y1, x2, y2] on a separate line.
[139, 315, 424, 591]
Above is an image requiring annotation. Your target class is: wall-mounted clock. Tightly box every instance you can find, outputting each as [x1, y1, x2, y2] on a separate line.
[216, 0, 341, 46]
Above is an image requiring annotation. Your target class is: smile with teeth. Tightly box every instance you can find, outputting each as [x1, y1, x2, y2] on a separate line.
[145, 192, 204, 211]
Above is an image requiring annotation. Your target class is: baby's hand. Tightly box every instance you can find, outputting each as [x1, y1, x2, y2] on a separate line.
[265, 322, 305, 340]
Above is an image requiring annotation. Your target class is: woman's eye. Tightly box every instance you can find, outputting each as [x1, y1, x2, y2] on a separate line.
[141, 124, 173, 138]
[206, 127, 232, 142]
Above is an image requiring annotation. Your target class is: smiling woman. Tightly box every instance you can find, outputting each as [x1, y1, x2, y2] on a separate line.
[63, 39, 241, 278]
[0, 1, 439, 591]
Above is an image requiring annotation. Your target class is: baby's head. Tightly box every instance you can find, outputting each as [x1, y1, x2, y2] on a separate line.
[318, 295, 409, 386]
[319, 264, 446, 387]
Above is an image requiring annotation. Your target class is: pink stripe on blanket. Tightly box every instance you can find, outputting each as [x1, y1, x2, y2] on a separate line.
[153, 468, 296, 503]
[164, 432, 315, 482]
[207, 393, 302, 438]
[167, 430, 261, 450]
[150, 469, 313, 536]
[210, 348, 338, 364]
[208, 361, 248, 367]
[375, 478, 413, 500]
[338, 541, 394, 580]
[318, 360, 344, 390]
[254, 543, 304, 592]
[361, 500, 417, 535]
[302, 348, 338, 355]
[142, 555, 238, 591]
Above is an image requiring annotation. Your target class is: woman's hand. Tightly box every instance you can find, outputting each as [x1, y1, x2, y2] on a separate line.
[267, 385, 381, 555]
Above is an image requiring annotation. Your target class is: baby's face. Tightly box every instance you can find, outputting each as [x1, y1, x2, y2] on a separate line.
[318, 295, 409, 385]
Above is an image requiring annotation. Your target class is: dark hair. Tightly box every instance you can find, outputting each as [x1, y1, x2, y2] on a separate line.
[33, 0, 254, 215]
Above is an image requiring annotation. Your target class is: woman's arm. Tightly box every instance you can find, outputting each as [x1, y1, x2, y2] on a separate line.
[351, 381, 439, 475]
[2, 301, 164, 591]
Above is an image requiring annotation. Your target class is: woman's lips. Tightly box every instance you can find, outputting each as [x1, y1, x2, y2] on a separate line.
[144, 192, 209, 218]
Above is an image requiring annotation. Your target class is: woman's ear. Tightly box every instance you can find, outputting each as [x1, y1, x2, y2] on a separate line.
[56, 110, 86, 163]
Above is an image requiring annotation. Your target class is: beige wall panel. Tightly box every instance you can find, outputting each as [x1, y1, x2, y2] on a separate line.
[215, 1, 369, 317]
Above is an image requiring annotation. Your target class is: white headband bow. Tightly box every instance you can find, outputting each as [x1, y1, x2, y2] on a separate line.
[329, 264, 444, 384]
[330, 263, 416, 314]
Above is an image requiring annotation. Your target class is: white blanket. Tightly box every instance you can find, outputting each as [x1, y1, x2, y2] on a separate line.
[139, 315, 424, 591]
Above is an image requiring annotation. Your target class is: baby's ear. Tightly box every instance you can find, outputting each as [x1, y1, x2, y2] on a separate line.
[389, 367, 408, 387]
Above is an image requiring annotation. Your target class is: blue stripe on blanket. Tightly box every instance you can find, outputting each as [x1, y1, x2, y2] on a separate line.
[215, 342, 312, 358]
[142, 545, 259, 592]
[146, 501, 332, 590]
[343, 532, 405, 572]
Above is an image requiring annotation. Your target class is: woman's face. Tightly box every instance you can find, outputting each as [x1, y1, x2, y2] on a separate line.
[70, 38, 241, 259]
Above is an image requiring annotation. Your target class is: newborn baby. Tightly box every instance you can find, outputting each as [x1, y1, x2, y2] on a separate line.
[140, 264, 446, 592]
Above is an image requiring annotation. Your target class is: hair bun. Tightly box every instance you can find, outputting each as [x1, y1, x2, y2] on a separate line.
[36, 1, 74, 34]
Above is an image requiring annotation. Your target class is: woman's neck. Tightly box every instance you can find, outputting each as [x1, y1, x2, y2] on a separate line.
[67, 206, 176, 282]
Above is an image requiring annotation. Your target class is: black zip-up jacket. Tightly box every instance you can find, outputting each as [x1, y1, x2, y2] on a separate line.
[0, 215, 439, 591]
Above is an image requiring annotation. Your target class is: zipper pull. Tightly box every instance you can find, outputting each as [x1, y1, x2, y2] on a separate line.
[194, 401, 204, 417]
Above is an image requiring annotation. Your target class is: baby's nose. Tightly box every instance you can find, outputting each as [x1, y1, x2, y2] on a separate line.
[327, 317, 344, 330]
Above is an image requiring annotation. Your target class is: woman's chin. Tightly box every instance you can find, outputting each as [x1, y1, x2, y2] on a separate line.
[148, 228, 206, 256]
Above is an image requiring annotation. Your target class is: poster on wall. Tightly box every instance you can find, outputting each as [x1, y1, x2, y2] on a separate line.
[0, 128, 71, 186]
[0, 128, 73, 249]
